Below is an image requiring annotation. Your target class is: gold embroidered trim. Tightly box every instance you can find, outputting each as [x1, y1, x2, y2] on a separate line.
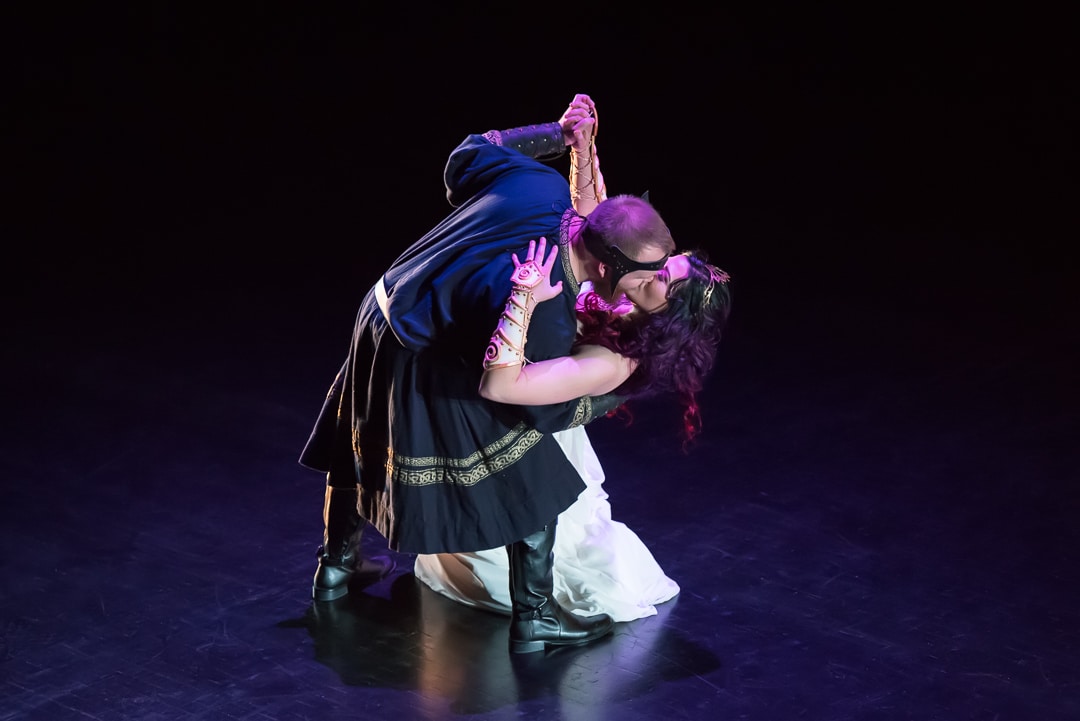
[363, 398, 591, 487]
[380, 422, 544, 487]
[567, 397, 590, 428]
[559, 210, 580, 297]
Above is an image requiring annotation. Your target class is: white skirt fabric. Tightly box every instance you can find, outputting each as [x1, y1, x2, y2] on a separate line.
[413, 426, 680, 622]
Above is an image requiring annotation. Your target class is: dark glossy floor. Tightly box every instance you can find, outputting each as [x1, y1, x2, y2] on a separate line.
[5, 6, 1078, 720]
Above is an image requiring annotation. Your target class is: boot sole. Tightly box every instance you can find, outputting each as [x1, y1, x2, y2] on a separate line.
[509, 626, 614, 654]
[312, 584, 349, 602]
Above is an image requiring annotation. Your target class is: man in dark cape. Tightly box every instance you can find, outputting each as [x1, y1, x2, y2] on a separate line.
[299, 94, 675, 652]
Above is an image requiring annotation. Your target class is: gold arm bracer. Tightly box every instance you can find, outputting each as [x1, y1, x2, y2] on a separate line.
[483, 287, 535, 370]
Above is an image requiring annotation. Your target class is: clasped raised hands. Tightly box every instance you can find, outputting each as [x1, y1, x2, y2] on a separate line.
[510, 237, 563, 303]
[558, 93, 597, 153]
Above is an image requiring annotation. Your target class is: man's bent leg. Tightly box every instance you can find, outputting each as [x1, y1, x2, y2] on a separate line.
[506, 521, 614, 654]
[313, 478, 393, 601]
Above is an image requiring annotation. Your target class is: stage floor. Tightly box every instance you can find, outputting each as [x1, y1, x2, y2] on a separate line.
[3, 259, 1077, 720]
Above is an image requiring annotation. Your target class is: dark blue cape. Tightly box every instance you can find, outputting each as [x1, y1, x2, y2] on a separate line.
[300, 134, 605, 553]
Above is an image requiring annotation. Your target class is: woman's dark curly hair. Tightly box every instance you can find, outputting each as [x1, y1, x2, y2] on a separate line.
[574, 250, 732, 446]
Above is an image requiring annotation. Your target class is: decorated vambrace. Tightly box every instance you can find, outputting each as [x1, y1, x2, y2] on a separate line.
[483, 260, 546, 370]
[482, 122, 566, 160]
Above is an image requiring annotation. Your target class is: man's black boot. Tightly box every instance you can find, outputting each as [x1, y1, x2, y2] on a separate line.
[507, 522, 614, 654]
[313, 484, 393, 601]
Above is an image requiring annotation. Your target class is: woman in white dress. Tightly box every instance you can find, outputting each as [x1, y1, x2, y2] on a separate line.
[414, 95, 732, 622]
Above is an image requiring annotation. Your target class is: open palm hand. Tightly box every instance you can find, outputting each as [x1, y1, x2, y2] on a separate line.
[511, 237, 564, 303]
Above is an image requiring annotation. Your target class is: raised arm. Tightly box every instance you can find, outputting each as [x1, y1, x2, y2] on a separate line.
[479, 238, 636, 406]
[477, 91, 599, 162]
[562, 94, 607, 216]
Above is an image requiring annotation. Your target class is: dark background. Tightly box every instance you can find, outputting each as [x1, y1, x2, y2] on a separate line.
[10, 5, 1074, 323]
[5, 4, 1078, 538]
[7, 1, 1077, 527]
[3, 6, 1078, 718]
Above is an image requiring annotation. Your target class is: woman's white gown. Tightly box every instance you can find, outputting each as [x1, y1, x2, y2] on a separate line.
[413, 425, 680, 622]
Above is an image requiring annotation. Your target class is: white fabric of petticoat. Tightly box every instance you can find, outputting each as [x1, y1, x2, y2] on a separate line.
[413, 425, 680, 622]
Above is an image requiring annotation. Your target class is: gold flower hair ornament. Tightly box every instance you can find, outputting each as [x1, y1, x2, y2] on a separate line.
[702, 267, 731, 308]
